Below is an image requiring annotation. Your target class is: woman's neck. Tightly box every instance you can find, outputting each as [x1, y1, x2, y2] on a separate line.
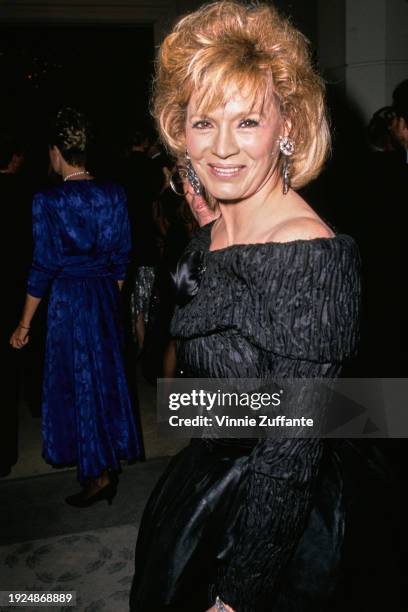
[213, 174, 289, 247]
[62, 165, 89, 181]
[60, 160, 88, 181]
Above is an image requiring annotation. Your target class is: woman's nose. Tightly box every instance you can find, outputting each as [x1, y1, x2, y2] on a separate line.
[212, 125, 239, 159]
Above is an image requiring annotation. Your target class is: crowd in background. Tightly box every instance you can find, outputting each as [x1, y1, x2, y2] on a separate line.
[1, 78, 407, 479]
[1, 123, 200, 479]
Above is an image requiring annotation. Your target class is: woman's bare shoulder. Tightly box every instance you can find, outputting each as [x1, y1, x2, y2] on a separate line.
[267, 192, 335, 242]
[269, 216, 335, 243]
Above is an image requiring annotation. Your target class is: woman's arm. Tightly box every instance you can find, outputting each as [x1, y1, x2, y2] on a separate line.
[10, 294, 42, 349]
[211, 238, 361, 610]
[111, 186, 132, 284]
[211, 436, 323, 610]
[20, 293, 41, 328]
[27, 193, 61, 298]
[11, 192, 61, 349]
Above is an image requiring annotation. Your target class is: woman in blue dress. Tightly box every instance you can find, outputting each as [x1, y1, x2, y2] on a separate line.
[10, 107, 142, 506]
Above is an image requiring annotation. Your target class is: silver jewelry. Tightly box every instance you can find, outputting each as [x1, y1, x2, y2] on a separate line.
[169, 178, 184, 196]
[282, 156, 291, 195]
[185, 150, 203, 195]
[63, 170, 90, 182]
[279, 136, 295, 156]
[169, 168, 187, 196]
[278, 136, 295, 195]
[215, 596, 227, 611]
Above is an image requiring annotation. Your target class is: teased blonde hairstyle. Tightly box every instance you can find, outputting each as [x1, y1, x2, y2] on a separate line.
[153, 0, 331, 190]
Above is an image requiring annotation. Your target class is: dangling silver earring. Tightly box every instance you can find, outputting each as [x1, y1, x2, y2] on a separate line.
[169, 175, 185, 196]
[185, 150, 203, 195]
[279, 136, 295, 195]
[169, 167, 188, 196]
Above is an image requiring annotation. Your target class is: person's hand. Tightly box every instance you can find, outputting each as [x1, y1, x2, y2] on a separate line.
[205, 601, 235, 612]
[10, 324, 30, 349]
[183, 186, 220, 227]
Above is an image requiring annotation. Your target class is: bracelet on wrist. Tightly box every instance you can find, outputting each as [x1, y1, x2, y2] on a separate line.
[19, 323, 30, 330]
[215, 596, 227, 612]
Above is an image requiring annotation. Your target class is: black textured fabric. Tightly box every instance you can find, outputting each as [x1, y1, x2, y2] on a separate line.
[171, 220, 361, 369]
[130, 221, 362, 612]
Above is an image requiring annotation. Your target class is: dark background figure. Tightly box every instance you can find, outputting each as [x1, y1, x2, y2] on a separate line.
[391, 79, 408, 155]
[300, 83, 408, 594]
[147, 137, 173, 190]
[115, 128, 166, 459]
[358, 79, 408, 377]
[367, 106, 397, 153]
[142, 171, 197, 383]
[117, 128, 164, 352]
[1, 132, 29, 476]
[307, 80, 408, 607]
[301, 77, 408, 378]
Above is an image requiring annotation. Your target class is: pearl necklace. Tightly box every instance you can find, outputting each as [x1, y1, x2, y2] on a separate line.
[63, 170, 90, 182]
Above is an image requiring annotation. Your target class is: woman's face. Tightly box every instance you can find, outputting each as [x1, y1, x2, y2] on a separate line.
[185, 90, 285, 202]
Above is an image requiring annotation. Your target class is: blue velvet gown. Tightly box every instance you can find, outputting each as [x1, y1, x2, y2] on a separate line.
[27, 180, 142, 483]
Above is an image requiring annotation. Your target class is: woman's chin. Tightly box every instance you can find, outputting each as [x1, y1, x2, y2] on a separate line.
[205, 185, 248, 203]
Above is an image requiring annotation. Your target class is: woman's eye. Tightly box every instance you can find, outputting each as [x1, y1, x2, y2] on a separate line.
[239, 119, 259, 128]
[192, 120, 212, 129]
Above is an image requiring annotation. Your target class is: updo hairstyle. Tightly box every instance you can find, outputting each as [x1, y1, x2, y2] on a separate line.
[49, 106, 92, 167]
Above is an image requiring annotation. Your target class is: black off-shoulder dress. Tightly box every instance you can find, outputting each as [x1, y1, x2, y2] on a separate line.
[130, 220, 363, 611]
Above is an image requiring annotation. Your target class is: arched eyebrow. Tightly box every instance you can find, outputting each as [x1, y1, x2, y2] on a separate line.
[188, 109, 265, 122]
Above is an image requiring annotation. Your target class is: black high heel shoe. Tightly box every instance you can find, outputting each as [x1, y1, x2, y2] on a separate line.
[65, 480, 117, 508]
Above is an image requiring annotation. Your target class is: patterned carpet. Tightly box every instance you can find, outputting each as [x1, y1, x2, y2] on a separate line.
[0, 525, 137, 612]
[0, 458, 170, 612]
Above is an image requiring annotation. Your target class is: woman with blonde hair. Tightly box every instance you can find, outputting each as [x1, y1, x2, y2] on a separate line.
[130, 2, 361, 610]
